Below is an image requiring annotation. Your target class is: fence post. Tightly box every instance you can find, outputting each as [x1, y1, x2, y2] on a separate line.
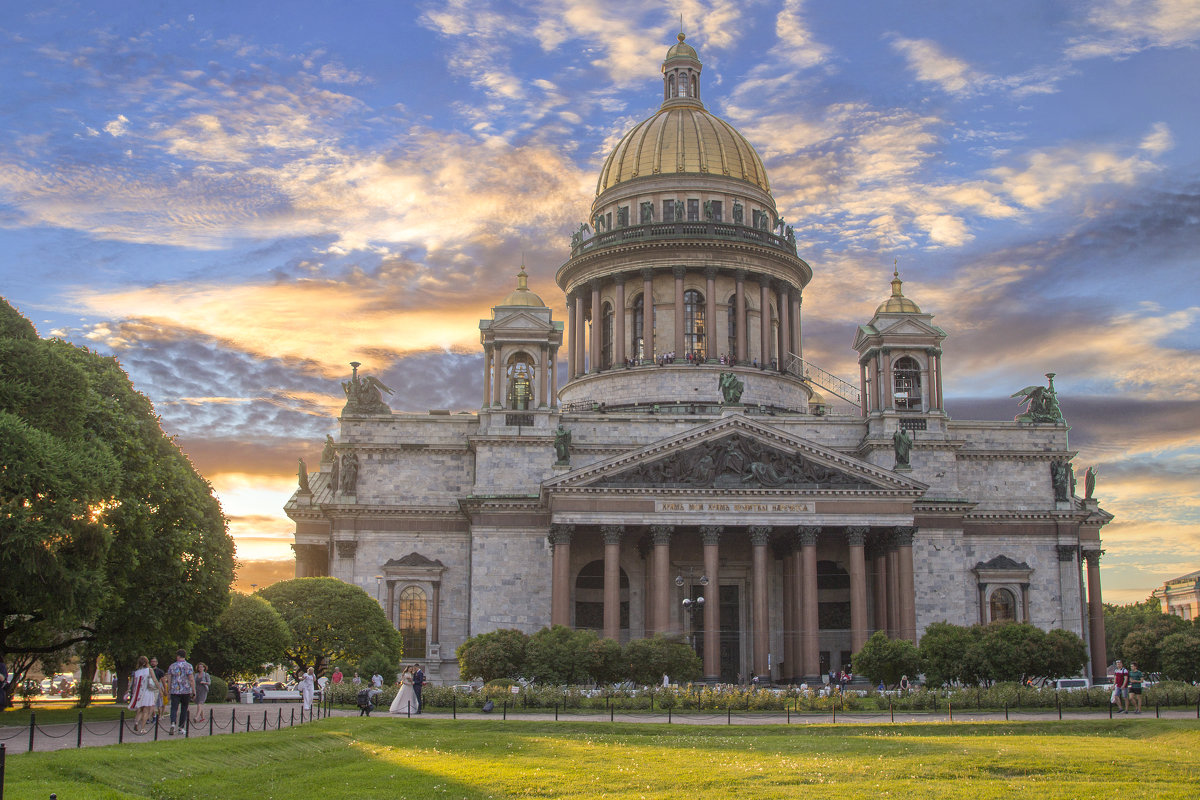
[76, 712, 83, 748]
[452, 694, 456, 720]
[1057, 695, 1062, 721]
[668, 707, 671, 724]
[1156, 704, 1160, 719]
[263, 710, 268, 730]
[610, 703, 614, 723]
[154, 715, 159, 741]
[28, 712, 35, 753]
[728, 705, 731, 725]
[554, 702, 558, 722]
[231, 709, 236, 733]
[1004, 701, 1008, 721]
[890, 699, 894, 723]
[290, 708, 295, 727]
[119, 711, 125, 744]
[277, 709, 282, 730]
[1, 742, 6, 800]
[948, 701, 952, 723]
[210, 715, 214, 737]
[503, 700, 507, 721]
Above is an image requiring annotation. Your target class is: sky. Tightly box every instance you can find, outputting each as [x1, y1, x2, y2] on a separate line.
[1, 0, 1197, 603]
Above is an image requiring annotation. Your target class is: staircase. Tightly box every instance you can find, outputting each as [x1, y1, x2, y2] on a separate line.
[783, 354, 862, 409]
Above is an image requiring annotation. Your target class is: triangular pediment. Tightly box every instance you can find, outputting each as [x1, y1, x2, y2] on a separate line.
[874, 316, 940, 336]
[545, 415, 925, 493]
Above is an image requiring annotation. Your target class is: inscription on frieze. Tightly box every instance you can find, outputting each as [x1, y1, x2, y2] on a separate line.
[655, 499, 815, 514]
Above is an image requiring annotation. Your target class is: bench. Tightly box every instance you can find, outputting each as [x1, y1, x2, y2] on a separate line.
[259, 689, 302, 702]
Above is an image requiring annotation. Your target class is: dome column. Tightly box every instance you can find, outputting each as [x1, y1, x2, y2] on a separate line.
[614, 277, 626, 366]
[641, 269, 654, 363]
[589, 279, 602, 373]
[482, 345, 492, 407]
[704, 267, 717, 361]
[735, 270, 747, 363]
[566, 292, 577, 380]
[492, 344, 504, 408]
[791, 291, 803, 360]
[673, 266, 686, 357]
[549, 344, 559, 408]
[759, 277, 771, 367]
[777, 280, 791, 367]
[537, 347, 549, 408]
[574, 291, 587, 377]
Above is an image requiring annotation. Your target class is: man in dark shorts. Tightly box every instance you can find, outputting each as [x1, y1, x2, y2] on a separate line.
[1128, 662, 1144, 714]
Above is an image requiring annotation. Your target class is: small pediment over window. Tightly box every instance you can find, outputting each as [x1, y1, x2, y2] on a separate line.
[385, 552, 446, 569]
[975, 555, 1030, 572]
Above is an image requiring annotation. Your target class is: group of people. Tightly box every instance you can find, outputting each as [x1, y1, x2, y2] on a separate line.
[389, 663, 426, 715]
[1112, 659, 1145, 714]
[128, 650, 211, 735]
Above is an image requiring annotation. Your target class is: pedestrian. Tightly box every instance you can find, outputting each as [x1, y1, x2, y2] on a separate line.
[371, 671, 383, 690]
[899, 674, 910, 693]
[0, 655, 10, 711]
[1112, 659, 1130, 713]
[166, 648, 196, 735]
[331, 668, 344, 684]
[389, 666, 418, 715]
[412, 663, 425, 713]
[352, 671, 362, 686]
[1128, 661, 1144, 714]
[300, 667, 316, 712]
[149, 656, 166, 725]
[129, 655, 158, 733]
[192, 662, 211, 724]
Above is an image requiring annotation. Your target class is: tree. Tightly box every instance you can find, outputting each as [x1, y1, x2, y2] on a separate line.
[456, 628, 529, 682]
[1159, 632, 1200, 683]
[191, 593, 292, 681]
[1121, 613, 1187, 673]
[1041, 627, 1089, 680]
[919, 622, 977, 686]
[0, 299, 235, 702]
[258, 577, 402, 675]
[588, 637, 625, 684]
[624, 635, 701, 685]
[1103, 598, 1165, 664]
[525, 626, 598, 685]
[979, 622, 1047, 684]
[853, 631, 921, 687]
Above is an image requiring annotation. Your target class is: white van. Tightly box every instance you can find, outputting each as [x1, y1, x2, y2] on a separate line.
[1053, 677, 1091, 691]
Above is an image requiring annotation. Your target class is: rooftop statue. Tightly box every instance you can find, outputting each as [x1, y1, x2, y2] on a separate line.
[554, 424, 572, 465]
[718, 372, 744, 404]
[1084, 466, 1097, 500]
[321, 434, 336, 462]
[298, 459, 311, 493]
[342, 361, 393, 415]
[893, 428, 913, 469]
[1012, 373, 1063, 423]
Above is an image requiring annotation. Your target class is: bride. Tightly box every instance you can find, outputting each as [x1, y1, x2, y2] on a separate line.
[389, 666, 419, 715]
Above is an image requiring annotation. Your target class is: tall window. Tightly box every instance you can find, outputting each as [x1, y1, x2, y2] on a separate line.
[687, 199, 700, 221]
[506, 355, 534, 410]
[678, 73, 688, 97]
[398, 586, 427, 659]
[989, 588, 1016, 622]
[601, 302, 614, 369]
[632, 294, 644, 362]
[684, 289, 705, 360]
[574, 560, 629, 631]
[893, 356, 922, 410]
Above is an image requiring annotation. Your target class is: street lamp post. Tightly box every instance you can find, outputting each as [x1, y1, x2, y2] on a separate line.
[677, 574, 709, 653]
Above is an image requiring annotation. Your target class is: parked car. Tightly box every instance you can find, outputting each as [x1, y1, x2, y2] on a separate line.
[1053, 677, 1091, 691]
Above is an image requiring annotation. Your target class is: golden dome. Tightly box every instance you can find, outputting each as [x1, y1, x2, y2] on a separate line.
[595, 34, 771, 196]
[665, 32, 698, 61]
[876, 270, 922, 314]
[596, 106, 770, 195]
[498, 267, 546, 307]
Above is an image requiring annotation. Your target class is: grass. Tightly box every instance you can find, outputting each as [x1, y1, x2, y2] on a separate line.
[3, 717, 1198, 799]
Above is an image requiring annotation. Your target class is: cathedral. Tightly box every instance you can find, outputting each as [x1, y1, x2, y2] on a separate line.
[286, 34, 1112, 685]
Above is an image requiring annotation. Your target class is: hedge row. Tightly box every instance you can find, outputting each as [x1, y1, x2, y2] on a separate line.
[328, 680, 1200, 712]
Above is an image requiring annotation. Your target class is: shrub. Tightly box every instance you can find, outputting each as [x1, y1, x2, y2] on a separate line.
[206, 675, 228, 704]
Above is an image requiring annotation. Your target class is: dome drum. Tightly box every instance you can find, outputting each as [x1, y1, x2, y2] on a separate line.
[559, 363, 815, 413]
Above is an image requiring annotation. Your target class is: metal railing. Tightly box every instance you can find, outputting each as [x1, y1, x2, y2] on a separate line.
[569, 221, 799, 259]
[783, 354, 861, 408]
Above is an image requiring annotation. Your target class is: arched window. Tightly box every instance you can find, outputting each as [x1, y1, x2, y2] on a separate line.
[727, 295, 738, 361]
[668, 75, 676, 98]
[398, 586, 427, 659]
[574, 559, 629, 631]
[678, 73, 688, 97]
[632, 294, 644, 362]
[601, 302, 614, 370]
[506, 354, 534, 410]
[893, 356, 922, 410]
[684, 289, 705, 360]
[989, 588, 1016, 623]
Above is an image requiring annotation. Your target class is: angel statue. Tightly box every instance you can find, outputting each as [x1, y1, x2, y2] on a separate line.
[1012, 373, 1063, 423]
[719, 372, 744, 404]
[342, 361, 394, 415]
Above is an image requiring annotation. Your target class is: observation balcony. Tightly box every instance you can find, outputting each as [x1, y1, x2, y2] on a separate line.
[568, 221, 798, 260]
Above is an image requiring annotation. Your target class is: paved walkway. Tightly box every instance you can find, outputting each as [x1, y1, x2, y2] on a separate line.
[2, 705, 1195, 754]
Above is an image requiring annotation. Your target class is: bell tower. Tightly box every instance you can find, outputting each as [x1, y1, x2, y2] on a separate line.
[479, 266, 563, 414]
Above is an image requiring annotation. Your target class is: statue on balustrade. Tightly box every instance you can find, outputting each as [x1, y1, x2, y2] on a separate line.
[718, 372, 744, 405]
[554, 424, 572, 465]
[342, 362, 393, 415]
[1012, 373, 1063, 423]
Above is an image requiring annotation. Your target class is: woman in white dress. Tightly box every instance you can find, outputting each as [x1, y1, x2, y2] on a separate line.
[300, 667, 316, 712]
[128, 655, 158, 733]
[389, 666, 418, 715]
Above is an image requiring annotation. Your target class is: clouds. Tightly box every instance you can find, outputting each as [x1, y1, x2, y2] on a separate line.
[1067, 0, 1200, 60]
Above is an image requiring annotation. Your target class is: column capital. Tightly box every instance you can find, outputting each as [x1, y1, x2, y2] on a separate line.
[650, 524, 674, 545]
[548, 523, 575, 546]
[590, 277, 603, 290]
[601, 525, 624, 545]
[672, 265, 686, 279]
[748, 525, 772, 546]
[734, 268, 747, 283]
[699, 525, 723, 546]
[797, 525, 820, 546]
[704, 266, 719, 280]
[845, 526, 869, 546]
[641, 267, 655, 282]
[1082, 548, 1104, 566]
[1056, 544, 1079, 562]
[891, 525, 916, 546]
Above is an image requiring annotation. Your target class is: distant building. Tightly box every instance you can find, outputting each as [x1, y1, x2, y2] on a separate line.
[285, 34, 1114, 685]
[1153, 570, 1200, 620]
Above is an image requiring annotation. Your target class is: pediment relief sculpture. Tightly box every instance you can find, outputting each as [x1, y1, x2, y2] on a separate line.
[593, 433, 871, 490]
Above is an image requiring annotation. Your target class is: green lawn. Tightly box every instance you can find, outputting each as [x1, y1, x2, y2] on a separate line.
[4, 718, 1197, 799]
